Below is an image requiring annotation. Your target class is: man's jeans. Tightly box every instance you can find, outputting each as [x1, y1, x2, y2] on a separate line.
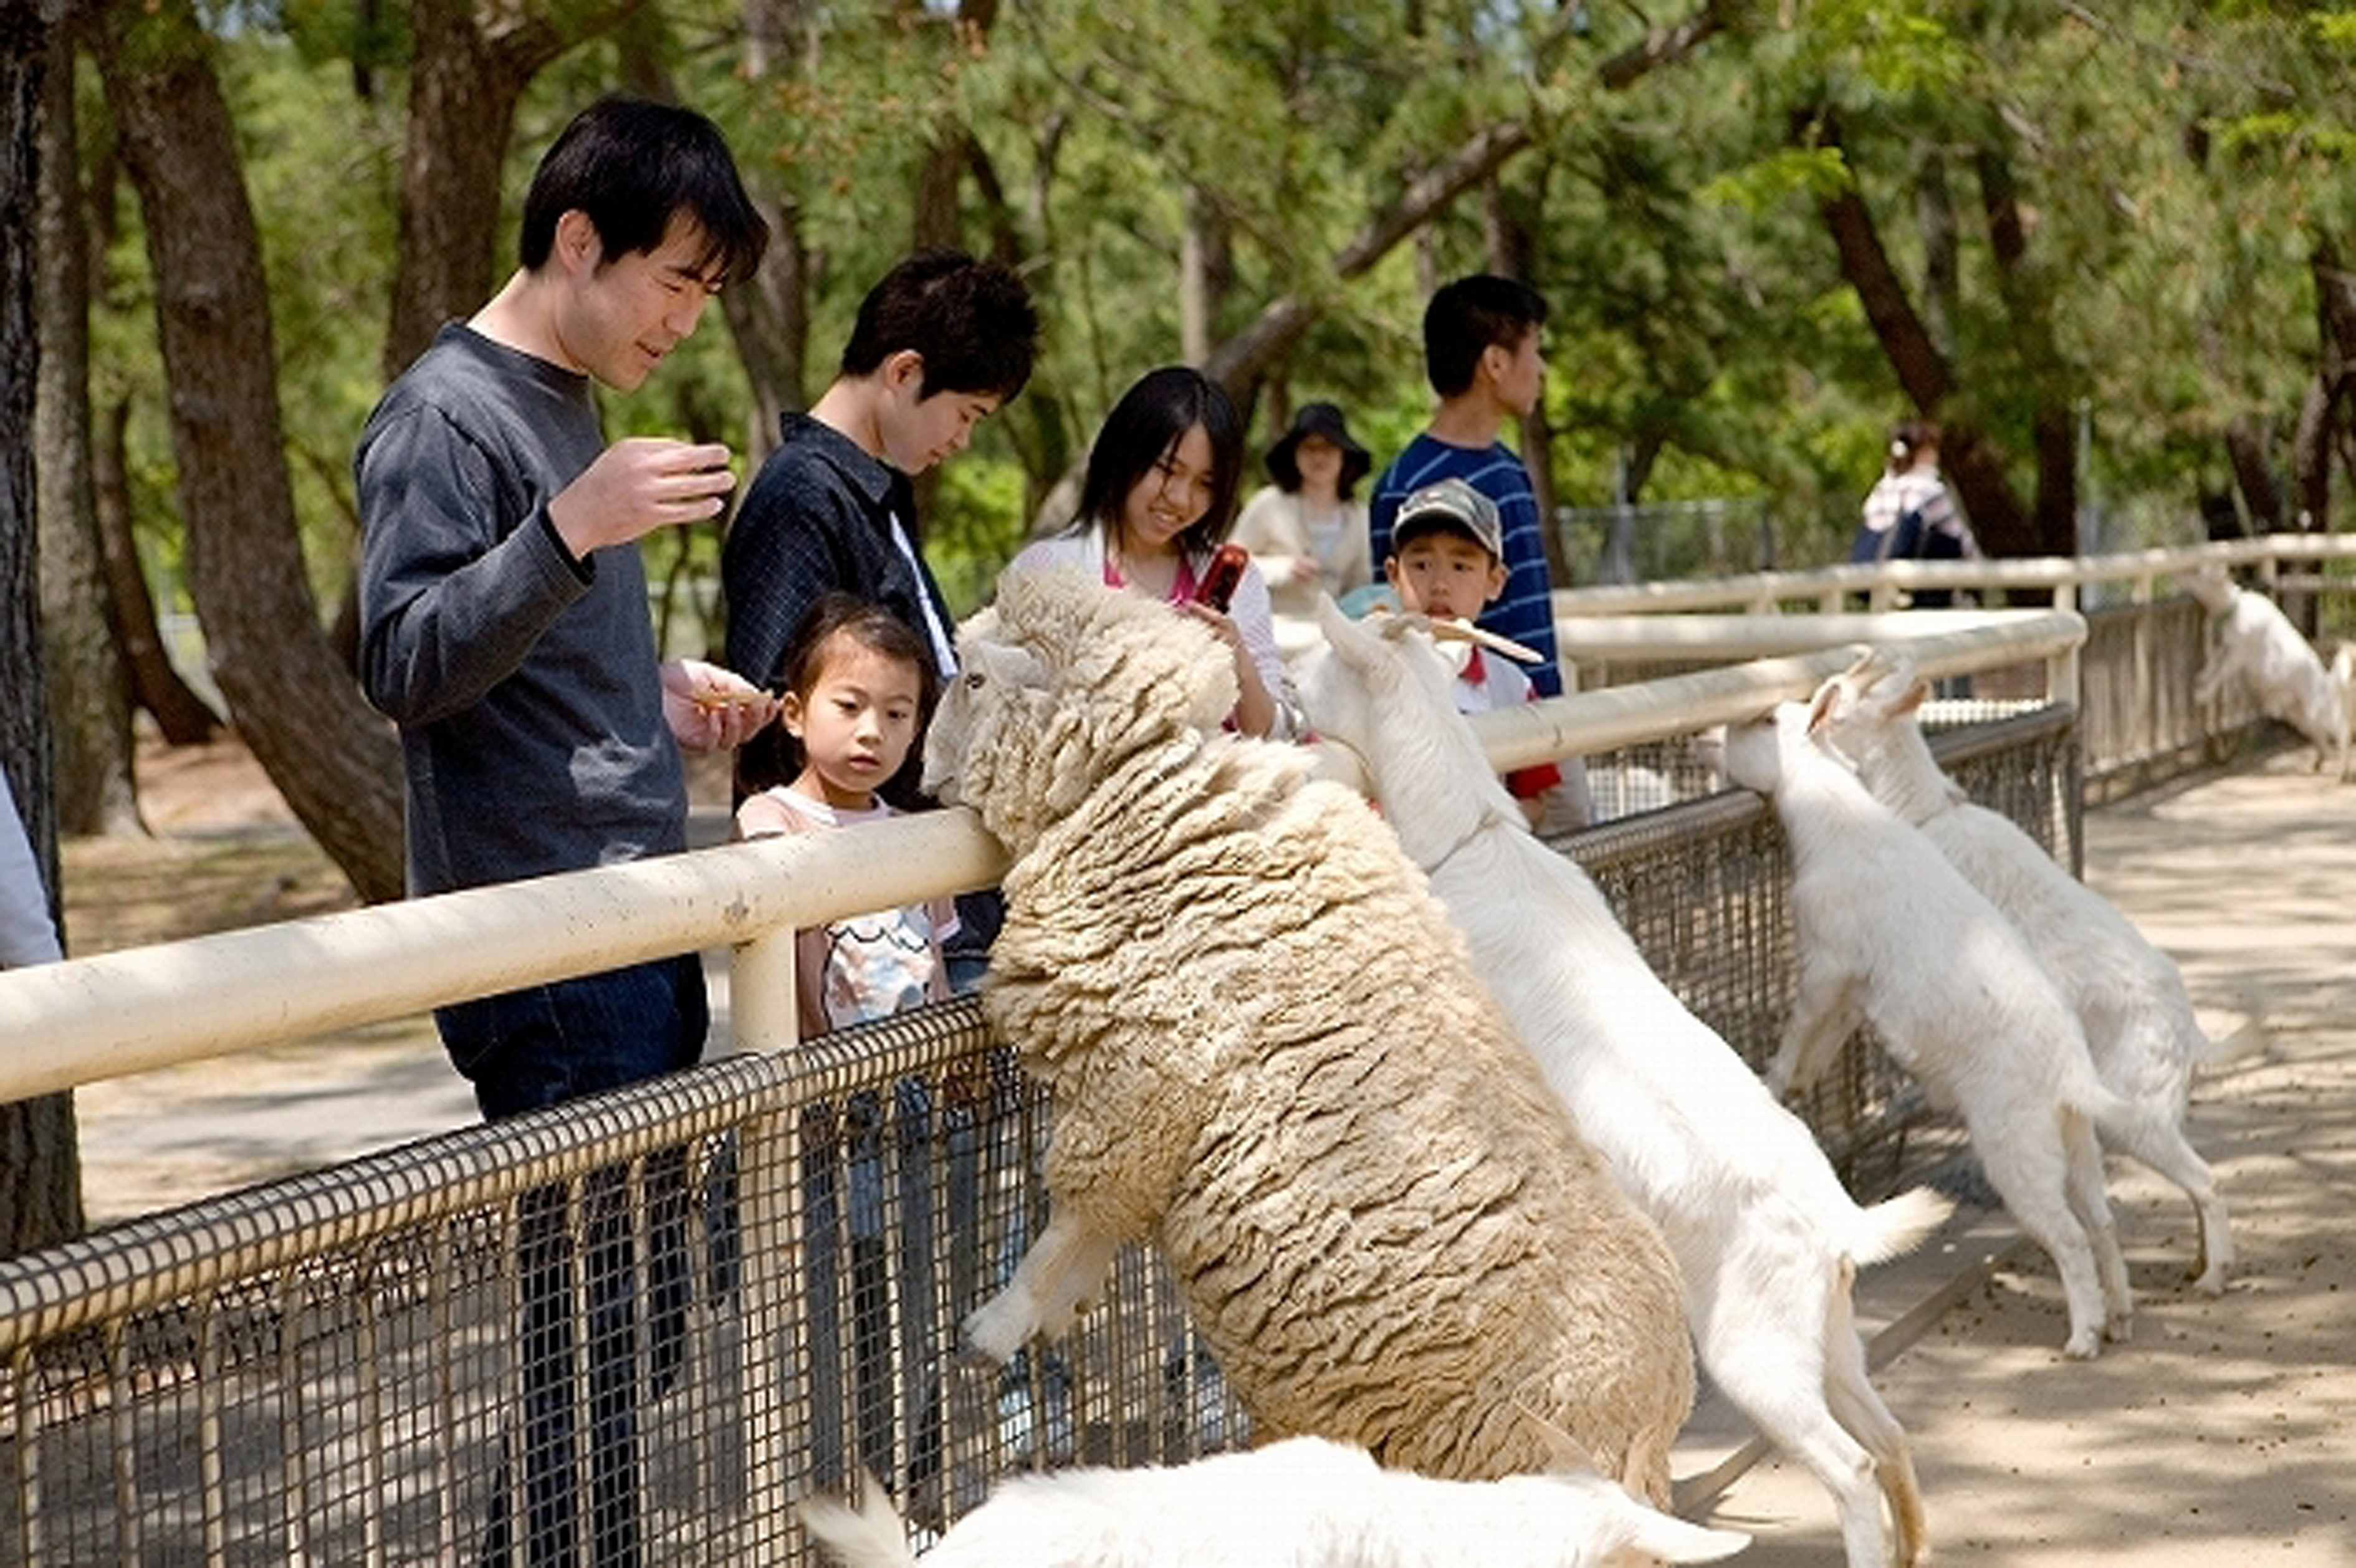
[438, 952, 707, 1568]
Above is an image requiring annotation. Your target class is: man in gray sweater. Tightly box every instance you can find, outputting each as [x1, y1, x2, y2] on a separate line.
[355, 97, 769, 1568]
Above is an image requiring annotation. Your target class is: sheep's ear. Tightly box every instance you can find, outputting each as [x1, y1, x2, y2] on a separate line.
[969, 638, 1048, 694]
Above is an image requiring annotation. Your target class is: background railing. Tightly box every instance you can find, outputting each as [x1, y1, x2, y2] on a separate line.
[0, 543, 2322, 1564]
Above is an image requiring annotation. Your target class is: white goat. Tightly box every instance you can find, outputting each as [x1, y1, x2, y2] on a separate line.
[2181, 565, 2350, 778]
[1812, 651, 2233, 1293]
[1722, 689, 2135, 1359]
[796, 1436, 1751, 1568]
[926, 571, 1695, 1501]
[1303, 602, 1949, 1568]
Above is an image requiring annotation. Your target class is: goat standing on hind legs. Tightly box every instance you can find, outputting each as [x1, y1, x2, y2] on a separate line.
[1723, 686, 2136, 1362]
[1813, 649, 2234, 1294]
[1303, 598, 1950, 1568]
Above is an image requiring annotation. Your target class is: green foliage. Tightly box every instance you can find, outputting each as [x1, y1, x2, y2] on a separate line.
[74, 0, 2356, 632]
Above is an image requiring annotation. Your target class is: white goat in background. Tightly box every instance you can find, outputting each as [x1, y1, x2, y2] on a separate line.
[1812, 651, 2233, 1293]
[2180, 565, 2350, 778]
[1723, 689, 2136, 1360]
[797, 1435, 1751, 1568]
[1303, 601, 1950, 1568]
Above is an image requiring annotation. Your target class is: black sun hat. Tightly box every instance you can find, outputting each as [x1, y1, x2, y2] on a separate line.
[1265, 401, 1373, 495]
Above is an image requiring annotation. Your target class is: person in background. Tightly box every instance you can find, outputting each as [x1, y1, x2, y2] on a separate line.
[735, 595, 955, 1501]
[1232, 401, 1373, 664]
[1006, 365, 1304, 740]
[1851, 418, 1980, 608]
[1380, 478, 1564, 829]
[355, 97, 771, 1568]
[1370, 274, 1589, 826]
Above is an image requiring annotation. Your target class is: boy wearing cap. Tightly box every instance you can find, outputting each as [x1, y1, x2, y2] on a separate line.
[1384, 478, 1563, 828]
[1369, 274, 1563, 700]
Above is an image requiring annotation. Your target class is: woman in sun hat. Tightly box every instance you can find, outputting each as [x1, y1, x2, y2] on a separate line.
[1232, 401, 1374, 659]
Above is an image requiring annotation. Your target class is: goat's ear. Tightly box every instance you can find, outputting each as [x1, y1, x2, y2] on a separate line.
[1317, 595, 1391, 674]
[1806, 678, 1842, 736]
[1895, 678, 1932, 716]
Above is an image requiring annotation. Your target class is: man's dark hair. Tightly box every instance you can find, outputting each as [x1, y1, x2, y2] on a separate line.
[1423, 274, 1549, 398]
[840, 249, 1040, 403]
[519, 97, 769, 287]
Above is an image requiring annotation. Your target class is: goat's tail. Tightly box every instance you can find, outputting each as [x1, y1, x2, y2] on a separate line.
[1846, 1185, 1956, 1268]
[795, 1476, 921, 1568]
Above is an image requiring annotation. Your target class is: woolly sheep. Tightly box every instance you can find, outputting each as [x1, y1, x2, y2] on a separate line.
[1812, 650, 2233, 1293]
[1721, 689, 2135, 1359]
[2180, 565, 2350, 778]
[795, 1435, 1751, 1568]
[1302, 602, 1950, 1568]
[921, 569, 1695, 1501]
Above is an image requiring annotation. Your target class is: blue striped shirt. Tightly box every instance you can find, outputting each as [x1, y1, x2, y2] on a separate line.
[1369, 434, 1563, 697]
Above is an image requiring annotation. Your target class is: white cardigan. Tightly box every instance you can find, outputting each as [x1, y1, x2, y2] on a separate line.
[1005, 528, 1306, 741]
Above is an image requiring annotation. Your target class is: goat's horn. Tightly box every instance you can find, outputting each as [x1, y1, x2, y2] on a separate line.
[1427, 618, 1544, 664]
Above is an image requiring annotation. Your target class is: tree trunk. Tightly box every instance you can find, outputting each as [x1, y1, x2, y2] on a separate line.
[35, 9, 140, 836]
[93, 395, 221, 745]
[1975, 145, 2077, 557]
[94, 0, 406, 903]
[0, 0, 87, 1256]
[380, 0, 581, 380]
[1805, 110, 2035, 558]
[2291, 232, 2356, 532]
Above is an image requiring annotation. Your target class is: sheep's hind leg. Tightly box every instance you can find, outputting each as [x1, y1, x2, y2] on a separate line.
[962, 1206, 1121, 1365]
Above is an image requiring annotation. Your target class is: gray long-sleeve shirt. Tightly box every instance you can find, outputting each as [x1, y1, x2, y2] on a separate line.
[356, 324, 685, 897]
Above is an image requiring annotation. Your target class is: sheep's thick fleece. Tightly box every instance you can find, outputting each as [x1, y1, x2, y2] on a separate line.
[926, 570, 1693, 1496]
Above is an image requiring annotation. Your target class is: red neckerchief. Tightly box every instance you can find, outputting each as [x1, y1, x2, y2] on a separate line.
[1460, 646, 1489, 687]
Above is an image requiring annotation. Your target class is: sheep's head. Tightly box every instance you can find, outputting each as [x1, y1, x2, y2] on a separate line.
[922, 571, 1238, 853]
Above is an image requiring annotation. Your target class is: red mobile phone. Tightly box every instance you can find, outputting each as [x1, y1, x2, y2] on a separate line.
[1195, 542, 1250, 613]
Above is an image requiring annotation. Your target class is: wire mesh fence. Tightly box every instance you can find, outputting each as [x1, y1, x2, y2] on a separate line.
[1, 702, 2077, 1565]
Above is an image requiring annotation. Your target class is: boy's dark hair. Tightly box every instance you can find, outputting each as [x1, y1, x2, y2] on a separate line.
[519, 97, 769, 288]
[1074, 366, 1245, 562]
[1423, 274, 1549, 399]
[840, 249, 1041, 403]
[740, 593, 937, 795]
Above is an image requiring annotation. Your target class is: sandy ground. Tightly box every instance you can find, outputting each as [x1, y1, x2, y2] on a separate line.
[57, 735, 2356, 1561]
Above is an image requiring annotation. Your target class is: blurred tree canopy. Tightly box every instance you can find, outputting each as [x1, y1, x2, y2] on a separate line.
[39, 0, 2356, 897]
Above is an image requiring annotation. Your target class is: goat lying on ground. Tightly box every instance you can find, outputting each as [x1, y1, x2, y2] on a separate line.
[1812, 650, 2233, 1293]
[924, 570, 1694, 1500]
[2180, 565, 2350, 779]
[1723, 686, 2135, 1359]
[1302, 600, 1948, 1568]
[797, 1435, 1750, 1568]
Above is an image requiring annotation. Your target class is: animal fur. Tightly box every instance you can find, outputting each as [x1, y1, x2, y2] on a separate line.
[1303, 602, 1950, 1568]
[2181, 565, 2350, 778]
[1814, 650, 2233, 1293]
[795, 1437, 1750, 1567]
[922, 570, 1694, 1501]
[1722, 689, 2136, 1359]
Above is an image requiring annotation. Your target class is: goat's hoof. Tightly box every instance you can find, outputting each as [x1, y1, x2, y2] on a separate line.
[2105, 1312, 2134, 1344]
[960, 1309, 1027, 1367]
[2191, 1266, 2228, 1297]
[2062, 1330, 2102, 1360]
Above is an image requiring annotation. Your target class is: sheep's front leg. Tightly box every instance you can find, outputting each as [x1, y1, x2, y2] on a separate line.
[962, 1205, 1121, 1365]
[1770, 957, 1862, 1099]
